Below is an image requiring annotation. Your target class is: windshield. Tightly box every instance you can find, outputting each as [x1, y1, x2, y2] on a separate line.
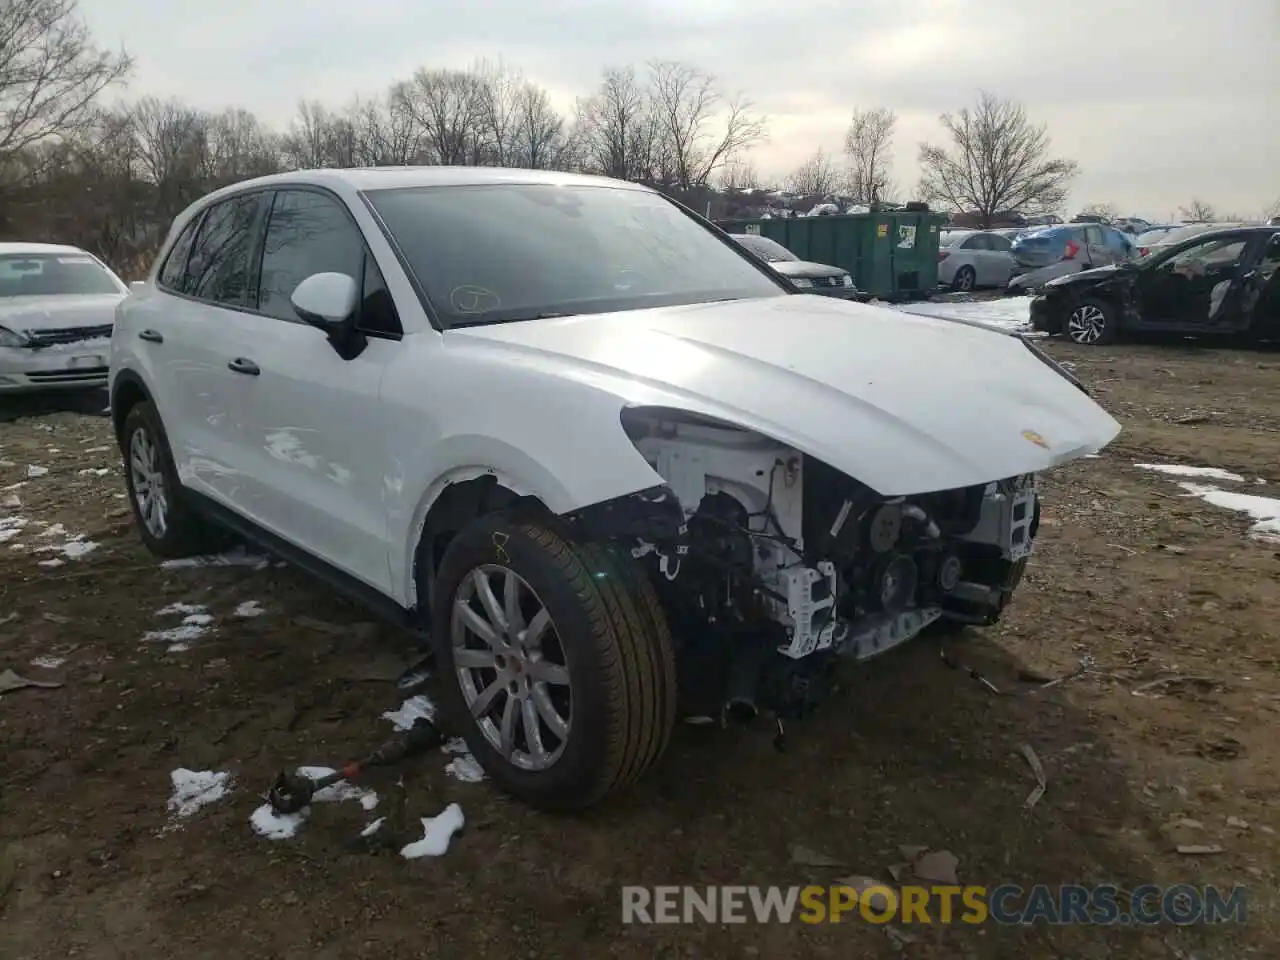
[364, 183, 787, 327]
[0, 253, 123, 298]
[731, 234, 798, 262]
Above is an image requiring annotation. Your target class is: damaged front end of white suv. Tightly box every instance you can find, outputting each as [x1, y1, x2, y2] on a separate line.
[565, 405, 1051, 724]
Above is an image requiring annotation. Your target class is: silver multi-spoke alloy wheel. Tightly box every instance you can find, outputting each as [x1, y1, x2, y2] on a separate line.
[1067, 303, 1107, 344]
[129, 427, 168, 538]
[451, 564, 572, 772]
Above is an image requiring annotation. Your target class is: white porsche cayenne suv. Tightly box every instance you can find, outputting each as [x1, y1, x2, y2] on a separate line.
[109, 167, 1120, 810]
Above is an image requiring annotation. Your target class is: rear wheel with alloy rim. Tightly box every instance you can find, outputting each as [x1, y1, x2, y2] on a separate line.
[1066, 298, 1118, 345]
[429, 513, 677, 811]
[951, 266, 976, 292]
[120, 401, 223, 558]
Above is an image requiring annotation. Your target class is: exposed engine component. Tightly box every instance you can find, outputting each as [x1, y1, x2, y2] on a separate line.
[612, 408, 1042, 718]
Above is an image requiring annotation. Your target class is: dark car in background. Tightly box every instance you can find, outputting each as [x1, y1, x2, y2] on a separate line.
[729, 233, 866, 300]
[1134, 222, 1252, 260]
[1030, 226, 1280, 345]
[1008, 224, 1135, 294]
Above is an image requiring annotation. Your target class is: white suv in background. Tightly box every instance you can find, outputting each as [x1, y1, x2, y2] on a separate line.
[109, 167, 1118, 812]
[0, 243, 128, 393]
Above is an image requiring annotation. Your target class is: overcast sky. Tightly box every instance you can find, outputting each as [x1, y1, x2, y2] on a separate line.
[81, 0, 1279, 219]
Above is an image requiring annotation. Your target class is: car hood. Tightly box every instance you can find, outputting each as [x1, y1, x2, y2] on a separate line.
[448, 295, 1121, 496]
[771, 260, 847, 279]
[0, 294, 124, 334]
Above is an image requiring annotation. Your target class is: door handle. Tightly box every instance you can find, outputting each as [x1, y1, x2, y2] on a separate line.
[138, 329, 163, 343]
[227, 357, 260, 376]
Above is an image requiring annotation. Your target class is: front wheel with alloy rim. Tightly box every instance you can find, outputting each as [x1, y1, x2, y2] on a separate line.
[951, 265, 976, 292]
[120, 401, 222, 558]
[1066, 298, 1118, 345]
[429, 514, 677, 811]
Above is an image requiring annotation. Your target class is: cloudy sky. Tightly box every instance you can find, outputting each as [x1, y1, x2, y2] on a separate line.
[81, 0, 1279, 219]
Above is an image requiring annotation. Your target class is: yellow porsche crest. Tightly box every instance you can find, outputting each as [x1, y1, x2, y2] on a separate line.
[1022, 430, 1050, 450]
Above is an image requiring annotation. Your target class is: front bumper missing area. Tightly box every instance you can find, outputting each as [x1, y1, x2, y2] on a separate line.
[776, 484, 1038, 662]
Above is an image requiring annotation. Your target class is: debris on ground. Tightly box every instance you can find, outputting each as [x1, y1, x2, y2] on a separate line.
[912, 849, 960, 885]
[0, 668, 64, 695]
[383, 694, 436, 730]
[1175, 845, 1225, 856]
[1019, 744, 1048, 810]
[789, 844, 846, 868]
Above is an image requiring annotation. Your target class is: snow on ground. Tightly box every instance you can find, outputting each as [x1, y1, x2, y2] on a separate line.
[166, 769, 233, 821]
[1135, 463, 1246, 483]
[30, 655, 66, 669]
[1136, 462, 1280, 544]
[25, 465, 48, 478]
[1179, 484, 1280, 544]
[144, 603, 215, 652]
[400, 803, 465, 859]
[248, 765, 378, 842]
[233, 600, 265, 618]
[160, 546, 270, 570]
[890, 296, 1032, 332]
[382, 694, 436, 730]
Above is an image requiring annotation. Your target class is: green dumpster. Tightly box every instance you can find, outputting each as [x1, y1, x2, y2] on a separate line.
[717, 211, 948, 301]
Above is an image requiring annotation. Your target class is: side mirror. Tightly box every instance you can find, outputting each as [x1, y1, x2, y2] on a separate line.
[291, 272, 358, 332]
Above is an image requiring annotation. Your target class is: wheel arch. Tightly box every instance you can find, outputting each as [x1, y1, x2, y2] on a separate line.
[110, 369, 153, 446]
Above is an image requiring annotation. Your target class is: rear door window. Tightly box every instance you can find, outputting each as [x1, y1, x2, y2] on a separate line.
[182, 194, 264, 306]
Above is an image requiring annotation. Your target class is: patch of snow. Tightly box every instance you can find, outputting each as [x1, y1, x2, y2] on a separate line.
[2, 481, 26, 491]
[83, 446, 110, 453]
[0, 517, 28, 542]
[39, 522, 66, 537]
[382, 694, 436, 731]
[1178, 483, 1280, 545]
[360, 817, 386, 837]
[145, 603, 214, 652]
[400, 803, 465, 859]
[167, 769, 232, 819]
[445, 754, 486, 783]
[32, 336, 111, 355]
[0, 459, 14, 467]
[157, 601, 205, 616]
[58, 538, 98, 559]
[1136, 463, 1244, 483]
[38, 558, 64, 568]
[250, 803, 307, 840]
[233, 600, 264, 618]
[78, 468, 111, 477]
[29, 655, 66, 669]
[161, 546, 270, 570]
[891, 297, 1032, 332]
[2, 493, 20, 508]
[47, 447, 60, 453]
[26, 465, 48, 478]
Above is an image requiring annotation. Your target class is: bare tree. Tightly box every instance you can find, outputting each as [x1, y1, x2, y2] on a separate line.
[716, 159, 761, 192]
[577, 66, 659, 182]
[0, 0, 131, 175]
[204, 108, 280, 181]
[918, 92, 1078, 226]
[787, 148, 840, 196]
[843, 107, 895, 205]
[392, 67, 488, 165]
[1265, 197, 1280, 221]
[1078, 201, 1117, 221]
[346, 96, 421, 167]
[646, 61, 766, 191]
[1178, 199, 1216, 221]
[510, 83, 571, 170]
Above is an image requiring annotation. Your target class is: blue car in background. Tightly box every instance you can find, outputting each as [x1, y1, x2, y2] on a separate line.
[1008, 224, 1135, 294]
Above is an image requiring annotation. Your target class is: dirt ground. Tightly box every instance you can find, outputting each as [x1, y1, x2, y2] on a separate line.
[2, 338, 1278, 960]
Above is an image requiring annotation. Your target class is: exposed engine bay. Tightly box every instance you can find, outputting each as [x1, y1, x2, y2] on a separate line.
[574, 408, 1041, 722]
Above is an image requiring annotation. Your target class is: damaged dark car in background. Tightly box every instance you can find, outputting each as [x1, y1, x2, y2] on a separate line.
[1031, 226, 1280, 345]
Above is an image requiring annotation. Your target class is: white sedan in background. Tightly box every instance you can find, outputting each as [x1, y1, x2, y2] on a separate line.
[936, 230, 1018, 291]
[0, 242, 128, 393]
